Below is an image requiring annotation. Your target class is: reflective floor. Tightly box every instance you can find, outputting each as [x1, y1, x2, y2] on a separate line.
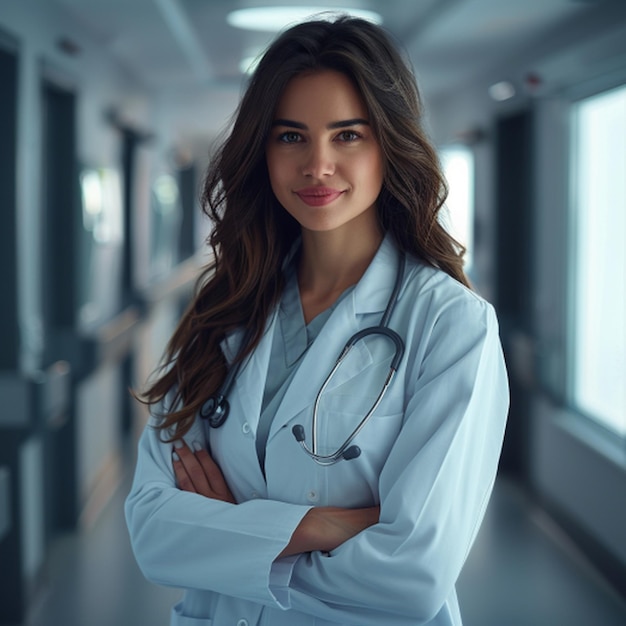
[457, 480, 626, 626]
[25, 471, 626, 626]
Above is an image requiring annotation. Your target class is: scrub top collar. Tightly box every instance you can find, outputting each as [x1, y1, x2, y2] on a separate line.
[279, 261, 352, 368]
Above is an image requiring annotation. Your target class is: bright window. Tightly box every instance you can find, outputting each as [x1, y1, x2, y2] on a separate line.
[440, 146, 475, 273]
[570, 84, 626, 437]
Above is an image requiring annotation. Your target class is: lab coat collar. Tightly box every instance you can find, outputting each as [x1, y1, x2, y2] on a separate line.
[220, 328, 245, 366]
[219, 311, 277, 440]
[352, 233, 402, 315]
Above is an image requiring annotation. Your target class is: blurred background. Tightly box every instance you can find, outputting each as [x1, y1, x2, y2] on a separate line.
[0, 0, 624, 624]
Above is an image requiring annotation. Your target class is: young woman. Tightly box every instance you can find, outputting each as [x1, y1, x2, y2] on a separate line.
[126, 16, 508, 626]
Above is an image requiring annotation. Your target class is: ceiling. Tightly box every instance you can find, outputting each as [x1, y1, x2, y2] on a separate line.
[50, 0, 606, 143]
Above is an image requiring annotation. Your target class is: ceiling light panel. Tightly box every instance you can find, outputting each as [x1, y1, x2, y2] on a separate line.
[227, 6, 382, 32]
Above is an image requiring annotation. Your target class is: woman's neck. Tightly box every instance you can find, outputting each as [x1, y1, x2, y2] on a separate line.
[297, 225, 383, 323]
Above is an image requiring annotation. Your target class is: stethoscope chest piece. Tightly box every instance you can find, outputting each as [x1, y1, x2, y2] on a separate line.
[200, 395, 230, 428]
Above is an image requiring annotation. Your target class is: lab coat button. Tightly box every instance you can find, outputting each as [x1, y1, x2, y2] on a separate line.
[242, 422, 251, 434]
[237, 620, 248, 626]
[307, 490, 318, 502]
[251, 491, 259, 498]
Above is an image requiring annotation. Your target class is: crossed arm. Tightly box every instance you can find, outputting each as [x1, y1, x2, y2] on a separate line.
[172, 439, 379, 557]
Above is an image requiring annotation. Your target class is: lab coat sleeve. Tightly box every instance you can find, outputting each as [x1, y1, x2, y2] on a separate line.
[124, 412, 313, 605]
[273, 297, 509, 624]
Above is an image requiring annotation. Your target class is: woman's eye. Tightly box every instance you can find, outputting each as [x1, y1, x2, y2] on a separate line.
[337, 130, 360, 142]
[278, 132, 301, 143]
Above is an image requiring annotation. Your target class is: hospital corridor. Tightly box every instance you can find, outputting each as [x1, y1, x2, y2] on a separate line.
[1, 1, 625, 625]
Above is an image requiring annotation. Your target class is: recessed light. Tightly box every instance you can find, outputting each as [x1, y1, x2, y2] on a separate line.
[227, 6, 382, 32]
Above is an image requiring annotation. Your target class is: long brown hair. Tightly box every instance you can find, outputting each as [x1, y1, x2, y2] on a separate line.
[139, 15, 468, 438]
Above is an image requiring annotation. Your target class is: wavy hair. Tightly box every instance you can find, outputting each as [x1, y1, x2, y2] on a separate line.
[139, 15, 469, 438]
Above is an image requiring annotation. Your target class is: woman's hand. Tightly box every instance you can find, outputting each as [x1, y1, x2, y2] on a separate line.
[279, 506, 380, 558]
[172, 440, 236, 504]
[172, 440, 378, 556]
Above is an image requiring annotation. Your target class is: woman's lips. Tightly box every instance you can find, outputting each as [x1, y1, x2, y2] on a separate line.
[295, 187, 344, 207]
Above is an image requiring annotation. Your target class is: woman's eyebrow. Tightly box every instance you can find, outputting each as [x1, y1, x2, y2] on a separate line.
[271, 118, 370, 129]
[272, 119, 307, 129]
[327, 118, 370, 129]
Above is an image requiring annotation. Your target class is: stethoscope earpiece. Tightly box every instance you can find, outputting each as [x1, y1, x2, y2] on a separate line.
[292, 424, 306, 442]
[342, 445, 361, 461]
[293, 423, 361, 464]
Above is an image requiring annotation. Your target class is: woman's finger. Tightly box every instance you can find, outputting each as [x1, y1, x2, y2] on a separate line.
[193, 446, 236, 503]
[172, 440, 213, 497]
[172, 449, 196, 492]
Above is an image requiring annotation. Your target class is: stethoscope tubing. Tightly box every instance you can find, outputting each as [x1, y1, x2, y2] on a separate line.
[310, 328, 403, 456]
[293, 251, 406, 465]
[199, 327, 256, 428]
[296, 362, 399, 465]
[201, 250, 407, 465]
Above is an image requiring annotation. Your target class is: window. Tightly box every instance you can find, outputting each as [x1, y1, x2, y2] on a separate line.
[78, 167, 124, 328]
[440, 146, 475, 273]
[570, 84, 626, 437]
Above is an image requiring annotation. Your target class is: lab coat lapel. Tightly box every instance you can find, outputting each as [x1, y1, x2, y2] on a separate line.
[220, 314, 277, 435]
[220, 328, 245, 365]
[267, 235, 401, 440]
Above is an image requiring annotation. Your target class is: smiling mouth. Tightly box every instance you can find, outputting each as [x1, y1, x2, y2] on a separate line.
[295, 187, 344, 207]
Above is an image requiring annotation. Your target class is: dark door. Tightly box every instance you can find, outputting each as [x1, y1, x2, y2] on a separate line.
[40, 78, 80, 531]
[494, 108, 535, 481]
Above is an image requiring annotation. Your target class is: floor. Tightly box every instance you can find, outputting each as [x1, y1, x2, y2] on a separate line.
[456, 480, 626, 626]
[23, 472, 626, 626]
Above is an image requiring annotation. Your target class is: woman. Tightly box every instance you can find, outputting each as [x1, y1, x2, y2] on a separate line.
[126, 15, 508, 626]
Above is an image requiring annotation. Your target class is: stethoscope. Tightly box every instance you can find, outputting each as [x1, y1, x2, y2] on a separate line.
[200, 251, 406, 465]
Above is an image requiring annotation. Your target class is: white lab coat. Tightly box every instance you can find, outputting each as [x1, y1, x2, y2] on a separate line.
[125, 235, 509, 626]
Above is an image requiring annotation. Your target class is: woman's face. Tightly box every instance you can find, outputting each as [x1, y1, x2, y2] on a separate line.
[266, 70, 384, 235]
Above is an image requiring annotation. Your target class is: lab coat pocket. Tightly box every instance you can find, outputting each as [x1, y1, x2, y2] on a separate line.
[321, 403, 404, 507]
[316, 395, 403, 453]
[171, 601, 213, 625]
[319, 384, 404, 463]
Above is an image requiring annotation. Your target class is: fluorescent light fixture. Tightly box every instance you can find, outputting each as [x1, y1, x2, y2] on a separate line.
[488, 81, 515, 101]
[227, 6, 382, 32]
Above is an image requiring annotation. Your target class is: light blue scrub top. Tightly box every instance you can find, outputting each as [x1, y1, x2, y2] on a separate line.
[256, 264, 351, 472]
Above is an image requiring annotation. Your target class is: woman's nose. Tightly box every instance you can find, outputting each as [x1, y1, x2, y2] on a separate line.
[301, 142, 335, 178]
